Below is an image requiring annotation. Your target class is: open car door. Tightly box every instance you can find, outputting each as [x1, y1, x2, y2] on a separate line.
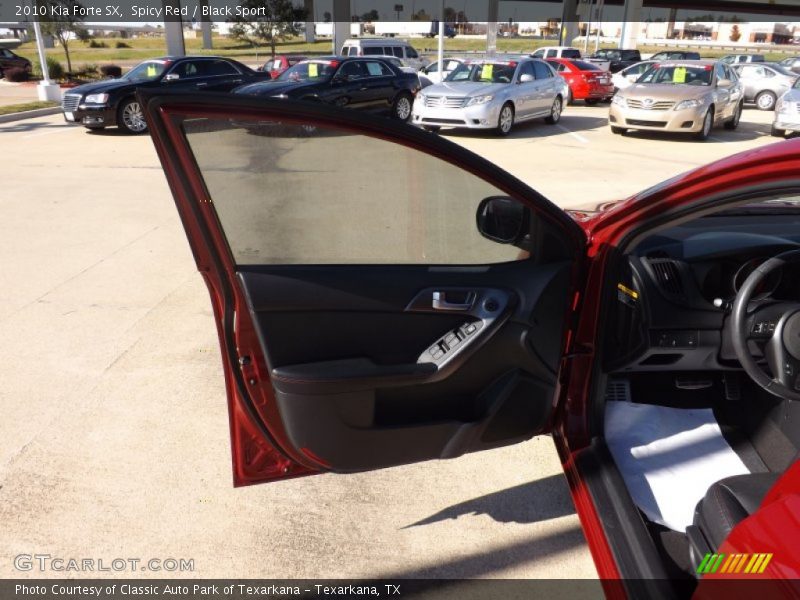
[141, 91, 588, 486]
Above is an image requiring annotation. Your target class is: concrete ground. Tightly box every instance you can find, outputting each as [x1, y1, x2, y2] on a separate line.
[0, 80, 39, 107]
[0, 104, 779, 581]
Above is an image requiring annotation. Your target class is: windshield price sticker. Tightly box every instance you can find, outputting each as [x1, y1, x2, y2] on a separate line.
[309, 63, 319, 78]
[481, 64, 494, 80]
[673, 67, 687, 83]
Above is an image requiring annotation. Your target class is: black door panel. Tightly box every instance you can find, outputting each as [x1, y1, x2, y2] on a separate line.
[237, 261, 571, 472]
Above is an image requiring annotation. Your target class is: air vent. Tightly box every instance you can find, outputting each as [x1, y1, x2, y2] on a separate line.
[647, 258, 686, 298]
[605, 379, 632, 402]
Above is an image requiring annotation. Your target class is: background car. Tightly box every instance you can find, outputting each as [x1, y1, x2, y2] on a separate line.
[586, 48, 642, 73]
[234, 56, 420, 121]
[60, 56, 267, 133]
[0, 47, 31, 78]
[411, 58, 568, 136]
[779, 56, 800, 74]
[530, 46, 582, 60]
[341, 38, 428, 70]
[258, 55, 307, 79]
[380, 55, 418, 74]
[649, 50, 702, 61]
[721, 54, 766, 64]
[772, 78, 800, 137]
[612, 60, 657, 92]
[732, 62, 799, 110]
[546, 58, 614, 105]
[418, 58, 465, 85]
[609, 60, 744, 140]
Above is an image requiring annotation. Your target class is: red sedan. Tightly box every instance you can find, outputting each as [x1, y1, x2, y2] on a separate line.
[142, 90, 800, 596]
[547, 57, 614, 105]
[257, 55, 308, 79]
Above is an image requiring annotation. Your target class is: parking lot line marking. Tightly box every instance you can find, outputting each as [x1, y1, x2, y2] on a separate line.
[709, 136, 726, 143]
[556, 124, 589, 144]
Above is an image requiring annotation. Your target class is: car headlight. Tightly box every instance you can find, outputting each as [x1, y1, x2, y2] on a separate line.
[466, 95, 494, 106]
[674, 99, 703, 111]
[84, 93, 109, 104]
[611, 95, 627, 107]
[417, 93, 426, 103]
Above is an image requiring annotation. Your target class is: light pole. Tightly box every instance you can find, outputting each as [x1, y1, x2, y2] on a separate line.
[32, 18, 61, 102]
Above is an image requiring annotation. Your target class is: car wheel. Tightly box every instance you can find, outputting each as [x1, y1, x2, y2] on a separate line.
[392, 92, 413, 121]
[545, 96, 563, 124]
[495, 103, 515, 136]
[755, 91, 777, 111]
[771, 125, 786, 138]
[118, 98, 148, 134]
[585, 98, 599, 106]
[724, 102, 742, 130]
[694, 107, 714, 141]
[610, 125, 626, 135]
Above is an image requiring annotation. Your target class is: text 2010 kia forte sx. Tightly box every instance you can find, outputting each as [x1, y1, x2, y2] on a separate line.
[140, 89, 800, 598]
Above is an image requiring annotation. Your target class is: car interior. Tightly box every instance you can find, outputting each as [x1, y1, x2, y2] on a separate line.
[588, 195, 800, 595]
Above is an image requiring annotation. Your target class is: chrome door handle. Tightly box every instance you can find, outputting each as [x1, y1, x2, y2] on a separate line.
[432, 291, 475, 311]
[196, 82, 208, 88]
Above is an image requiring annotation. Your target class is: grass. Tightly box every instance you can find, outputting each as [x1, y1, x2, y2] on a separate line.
[10, 34, 797, 69]
[0, 101, 59, 116]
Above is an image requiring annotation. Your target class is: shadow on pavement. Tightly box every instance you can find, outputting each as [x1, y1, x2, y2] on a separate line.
[439, 114, 609, 140]
[0, 120, 68, 134]
[383, 524, 588, 578]
[403, 474, 575, 528]
[615, 117, 769, 143]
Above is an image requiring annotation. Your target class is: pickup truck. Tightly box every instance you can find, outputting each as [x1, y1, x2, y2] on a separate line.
[585, 49, 642, 73]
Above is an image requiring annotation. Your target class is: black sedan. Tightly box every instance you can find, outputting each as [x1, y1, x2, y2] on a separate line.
[233, 56, 420, 121]
[61, 56, 269, 133]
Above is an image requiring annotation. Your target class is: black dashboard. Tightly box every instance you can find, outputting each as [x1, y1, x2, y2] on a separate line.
[605, 212, 800, 373]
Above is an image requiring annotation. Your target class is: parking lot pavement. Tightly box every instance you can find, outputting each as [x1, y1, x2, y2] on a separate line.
[0, 105, 779, 581]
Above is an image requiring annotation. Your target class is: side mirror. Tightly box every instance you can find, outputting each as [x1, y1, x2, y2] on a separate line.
[518, 73, 534, 83]
[717, 77, 731, 87]
[164, 73, 180, 81]
[476, 196, 530, 246]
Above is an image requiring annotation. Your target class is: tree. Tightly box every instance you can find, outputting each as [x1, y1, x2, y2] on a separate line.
[361, 9, 379, 22]
[411, 9, 430, 21]
[730, 24, 742, 42]
[229, 0, 307, 57]
[36, 0, 88, 75]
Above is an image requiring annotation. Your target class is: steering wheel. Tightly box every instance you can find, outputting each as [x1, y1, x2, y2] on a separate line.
[732, 249, 800, 401]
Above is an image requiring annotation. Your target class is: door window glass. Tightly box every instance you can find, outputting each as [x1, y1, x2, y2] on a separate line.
[533, 61, 552, 79]
[365, 61, 392, 77]
[519, 61, 536, 78]
[363, 46, 383, 55]
[406, 47, 419, 59]
[182, 119, 527, 265]
[207, 60, 238, 76]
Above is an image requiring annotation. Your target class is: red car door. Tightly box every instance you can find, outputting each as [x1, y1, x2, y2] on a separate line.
[140, 90, 589, 486]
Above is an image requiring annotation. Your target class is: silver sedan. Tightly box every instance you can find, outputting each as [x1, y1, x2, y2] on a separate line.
[732, 63, 799, 110]
[772, 78, 800, 137]
[411, 58, 569, 136]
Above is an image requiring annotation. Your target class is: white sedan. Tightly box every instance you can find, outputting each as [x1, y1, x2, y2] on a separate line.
[418, 58, 466, 86]
[611, 61, 657, 92]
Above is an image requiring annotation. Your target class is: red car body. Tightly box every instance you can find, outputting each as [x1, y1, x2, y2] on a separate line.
[140, 90, 800, 596]
[547, 57, 615, 104]
[258, 55, 308, 79]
